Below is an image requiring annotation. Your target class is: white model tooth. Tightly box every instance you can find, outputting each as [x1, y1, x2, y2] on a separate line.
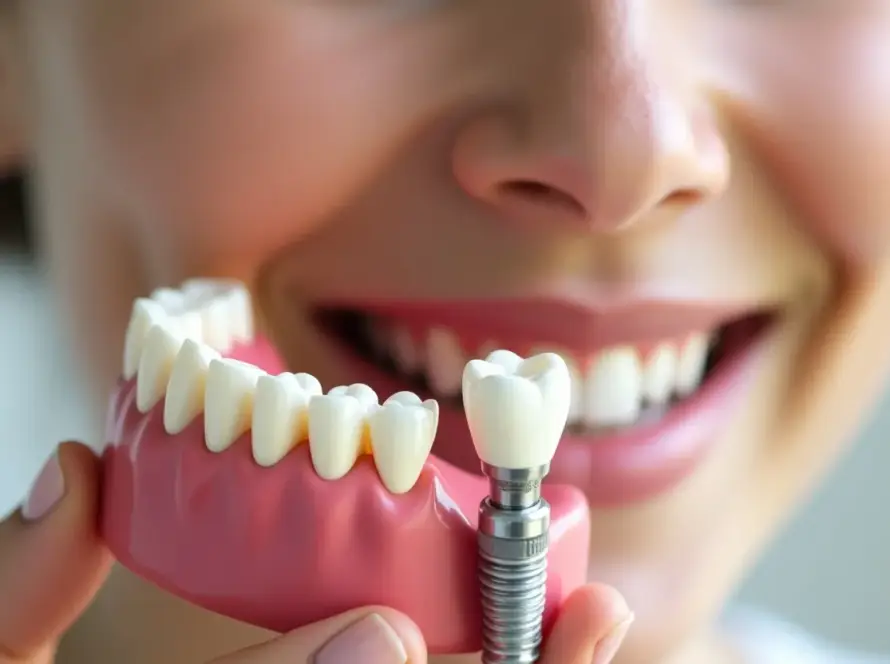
[252, 372, 322, 467]
[204, 359, 265, 453]
[150, 287, 187, 312]
[163, 340, 221, 434]
[462, 351, 571, 469]
[308, 384, 378, 480]
[391, 326, 419, 374]
[532, 348, 583, 425]
[227, 285, 254, 344]
[584, 347, 642, 428]
[123, 298, 169, 380]
[426, 327, 466, 397]
[369, 392, 439, 494]
[199, 296, 233, 353]
[676, 333, 710, 397]
[643, 344, 678, 406]
[136, 324, 184, 413]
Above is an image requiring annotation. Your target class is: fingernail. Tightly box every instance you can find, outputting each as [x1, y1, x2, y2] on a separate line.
[22, 451, 65, 521]
[593, 613, 634, 664]
[315, 614, 408, 664]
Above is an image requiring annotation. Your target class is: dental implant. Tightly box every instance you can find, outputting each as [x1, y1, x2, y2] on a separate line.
[462, 350, 572, 664]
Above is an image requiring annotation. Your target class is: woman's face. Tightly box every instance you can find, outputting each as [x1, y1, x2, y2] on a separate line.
[9, 0, 890, 661]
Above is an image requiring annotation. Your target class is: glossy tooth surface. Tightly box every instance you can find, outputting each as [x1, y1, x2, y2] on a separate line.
[426, 327, 465, 397]
[643, 344, 678, 406]
[204, 359, 265, 453]
[369, 392, 439, 494]
[227, 286, 254, 343]
[200, 297, 233, 353]
[584, 347, 642, 428]
[676, 334, 710, 397]
[123, 299, 168, 380]
[163, 340, 221, 434]
[462, 351, 571, 469]
[136, 324, 184, 413]
[532, 348, 583, 425]
[308, 384, 378, 480]
[252, 372, 322, 467]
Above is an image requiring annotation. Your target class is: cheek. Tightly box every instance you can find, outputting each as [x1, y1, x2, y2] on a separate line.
[717, 18, 890, 271]
[75, 10, 446, 270]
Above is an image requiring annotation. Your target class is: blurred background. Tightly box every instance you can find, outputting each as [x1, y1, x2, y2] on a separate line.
[1, 175, 888, 653]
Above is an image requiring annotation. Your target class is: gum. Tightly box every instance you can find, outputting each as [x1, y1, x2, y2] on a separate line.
[101, 337, 590, 654]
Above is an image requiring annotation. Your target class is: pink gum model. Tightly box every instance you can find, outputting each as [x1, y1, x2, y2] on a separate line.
[102, 337, 591, 655]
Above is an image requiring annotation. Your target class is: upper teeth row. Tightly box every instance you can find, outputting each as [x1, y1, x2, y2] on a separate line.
[372, 324, 714, 429]
[122, 280, 439, 494]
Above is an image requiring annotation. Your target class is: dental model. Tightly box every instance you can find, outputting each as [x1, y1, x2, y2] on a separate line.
[464, 351, 571, 663]
[101, 279, 590, 655]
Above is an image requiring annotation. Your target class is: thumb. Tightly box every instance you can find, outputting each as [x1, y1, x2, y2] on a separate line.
[0, 442, 113, 662]
[209, 608, 426, 664]
[541, 583, 634, 664]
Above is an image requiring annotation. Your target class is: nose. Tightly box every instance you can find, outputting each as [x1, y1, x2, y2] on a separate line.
[452, 3, 729, 233]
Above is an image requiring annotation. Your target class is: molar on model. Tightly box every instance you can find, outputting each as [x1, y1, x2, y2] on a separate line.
[308, 384, 380, 481]
[369, 392, 439, 495]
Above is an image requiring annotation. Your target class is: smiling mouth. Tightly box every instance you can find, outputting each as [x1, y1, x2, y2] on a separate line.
[317, 304, 774, 437]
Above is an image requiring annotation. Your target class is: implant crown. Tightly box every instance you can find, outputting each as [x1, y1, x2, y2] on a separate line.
[462, 350, 572, 470]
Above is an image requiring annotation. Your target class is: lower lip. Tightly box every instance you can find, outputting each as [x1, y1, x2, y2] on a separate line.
[325, 318, 773, 508]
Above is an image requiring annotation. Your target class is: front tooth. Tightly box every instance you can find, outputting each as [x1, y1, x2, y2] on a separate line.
[369, 392, 439, 494]
[252, 373, 322, 467]
[391, 326, 419, 374]
[163, 340, 221, 434]
[204, 359, 265, 453]
[426, 328, 465, 396]
[584, 347, 642, 428]
[200, 296, 233, 353]
[643, 344, 678, 406]
[123, 298, 168, 379]
[676, 334, 710, 397]
[136, 324, 184, 413]
[308, 384, 378, 480]
[462, 351, 571, 469]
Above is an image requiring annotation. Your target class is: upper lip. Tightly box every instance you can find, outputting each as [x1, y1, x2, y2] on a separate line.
[332, 298, 767, 350]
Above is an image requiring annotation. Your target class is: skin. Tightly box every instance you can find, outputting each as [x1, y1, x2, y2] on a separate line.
[0, 0, 889, 662]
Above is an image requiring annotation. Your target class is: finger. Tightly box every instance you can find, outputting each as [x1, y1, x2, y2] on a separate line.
[0, 442, 113, 662]
[208, 608, 426, 664]
[540, 583, 633, 664]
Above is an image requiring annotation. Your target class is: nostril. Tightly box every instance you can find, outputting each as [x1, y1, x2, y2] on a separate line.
[498, 180, 586, 218]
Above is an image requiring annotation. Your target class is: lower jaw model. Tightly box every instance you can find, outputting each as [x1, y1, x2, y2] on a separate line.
[102, 279, 589, 656]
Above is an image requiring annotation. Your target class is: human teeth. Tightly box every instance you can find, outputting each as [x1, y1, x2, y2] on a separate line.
[584, 347, 642, 428]
[252, 373, 322, 467]
[369, 392, 439, 494]
[163, 340, 221, 434]
[676, 334, 710, 397]
[123, 299, 169, 380]
[308, 384, 379, 480]
[643, 344, 678, 406]
[136, 324, 184, 413]
[204, 359, 265, 452]
[426, 328, 465, 396]
[391, 326, 419, 374]
[462, 351, 571, 469]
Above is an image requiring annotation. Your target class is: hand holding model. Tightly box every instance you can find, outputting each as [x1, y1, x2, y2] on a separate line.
[0, 445, 629, 664]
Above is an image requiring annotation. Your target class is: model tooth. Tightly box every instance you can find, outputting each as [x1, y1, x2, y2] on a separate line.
[369, 392, 439, 494]
[204, 359, 265, 453]
[163, 340, 221, 434]
[252, 373, 322, 467]
[136, 324, 184, 413]
[227, 285, 254, 344]
[462, 351, 571, 469]
[150, 287, 187, 311]
[308, 384, 378, 481]
[200, 296, 233, 353]
[123, 298, 168, 380]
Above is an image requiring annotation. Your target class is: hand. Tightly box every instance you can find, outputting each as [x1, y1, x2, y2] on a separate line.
[0, 442, 631, 664]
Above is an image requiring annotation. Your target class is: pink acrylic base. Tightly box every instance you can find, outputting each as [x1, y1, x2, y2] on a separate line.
[101, 338, 590, 654]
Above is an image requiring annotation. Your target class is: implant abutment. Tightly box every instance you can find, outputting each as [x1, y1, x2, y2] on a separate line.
[481, 463, 549, 509]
